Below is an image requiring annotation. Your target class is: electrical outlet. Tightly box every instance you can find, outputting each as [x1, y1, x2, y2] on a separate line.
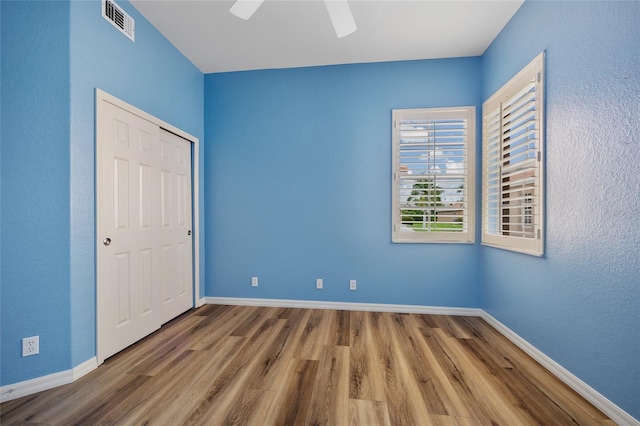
[251, 276, 258, 287]
[350, 279, 357, 291]
[22, 336, 39, 357]
[316, 278, 323, 289]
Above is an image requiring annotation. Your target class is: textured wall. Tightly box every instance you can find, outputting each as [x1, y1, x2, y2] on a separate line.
[482, 1, 640, 418]
[0, 0, 203, 386]
[1, 0, 73, 385]
[68, 0, 204, 368]
[3, 0, 638, 419]
[204, 58, 484, 307]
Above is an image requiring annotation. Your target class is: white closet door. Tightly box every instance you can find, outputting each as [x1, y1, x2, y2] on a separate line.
[159, 129, 193, 324]
[97, 101, 193, 362]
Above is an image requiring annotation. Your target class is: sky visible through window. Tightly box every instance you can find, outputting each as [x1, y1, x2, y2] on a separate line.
[398, 119, 467, 206]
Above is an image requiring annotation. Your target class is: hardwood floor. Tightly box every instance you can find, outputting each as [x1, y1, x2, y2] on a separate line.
[1, 305, 613, 425]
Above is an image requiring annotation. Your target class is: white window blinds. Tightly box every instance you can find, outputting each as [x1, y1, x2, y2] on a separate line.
[392, 107, 475, 243]
[482, 52, 545, 256]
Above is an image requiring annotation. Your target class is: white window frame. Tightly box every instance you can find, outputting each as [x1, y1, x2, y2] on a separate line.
[392, 107, 476, 243]
[482, 52, 545, 256]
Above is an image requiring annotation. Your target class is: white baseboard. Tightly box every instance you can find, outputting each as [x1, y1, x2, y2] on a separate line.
[72, 357, 98, 381]
[0, 357, 97, 403]
[205, 297, 637, 425]
[203, 296, 483, 316]
[2, 302, 637, 424]
[480, 312, 639, 426]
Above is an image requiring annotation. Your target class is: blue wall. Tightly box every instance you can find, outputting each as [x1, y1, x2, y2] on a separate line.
[2, 0, 638, 421]
[0, 0, 203, 386]
[204, 58, 483, 308]
[0, 0, 3, 306]
[68, 0, 204, 368]
[1, 0, 73, 384]
[482, 1, 640, 419]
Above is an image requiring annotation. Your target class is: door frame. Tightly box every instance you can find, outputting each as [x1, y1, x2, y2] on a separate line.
[95, 89, 201, 365]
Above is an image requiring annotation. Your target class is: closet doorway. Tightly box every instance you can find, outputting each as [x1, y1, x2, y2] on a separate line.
[96, 90, 200, 363]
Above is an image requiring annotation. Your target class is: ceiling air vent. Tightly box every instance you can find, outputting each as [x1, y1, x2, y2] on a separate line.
[102, 0, 135, 42]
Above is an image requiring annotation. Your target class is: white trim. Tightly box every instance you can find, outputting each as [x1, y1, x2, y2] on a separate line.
[480, 312, 639, 426]
[482, 52, 545, 257]
[95, 89, 201, 364]
[2, 301, 636, 424]
[392, 106, 476, 244]
[72, 357, 98, 381]
[205, 297, 637, 424]
[0, 357, 97, 403]
[204, 297, 482, 316]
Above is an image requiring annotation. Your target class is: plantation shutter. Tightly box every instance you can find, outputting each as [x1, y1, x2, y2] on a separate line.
[392, 107, 475, 243]
[482, 52, 544, 256]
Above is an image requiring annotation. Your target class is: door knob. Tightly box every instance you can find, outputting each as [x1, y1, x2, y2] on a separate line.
[103, 237, 112, 246]
[187, 230, 191, 236]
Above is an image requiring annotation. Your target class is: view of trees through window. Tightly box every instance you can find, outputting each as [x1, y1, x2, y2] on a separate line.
[401, 179, 462, 231]
[392, 107, 475, 243]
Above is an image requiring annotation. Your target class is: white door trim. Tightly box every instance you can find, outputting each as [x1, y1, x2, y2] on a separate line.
[95, 88, 200, 364]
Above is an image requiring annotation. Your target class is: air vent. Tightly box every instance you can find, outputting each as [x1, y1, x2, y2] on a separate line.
[102, 0, 135, 42]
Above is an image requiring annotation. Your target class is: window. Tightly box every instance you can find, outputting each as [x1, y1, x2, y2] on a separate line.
[482, 52, 545, 256]
[524, 192, 533, 228]
[392, 107, 475, 243]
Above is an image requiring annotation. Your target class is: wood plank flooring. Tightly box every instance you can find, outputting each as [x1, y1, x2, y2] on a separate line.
[1, 305, 614, 425]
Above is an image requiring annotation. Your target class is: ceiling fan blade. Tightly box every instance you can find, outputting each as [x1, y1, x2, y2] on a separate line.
[324, 0, 357, 38]
[229, 0, 264, 20]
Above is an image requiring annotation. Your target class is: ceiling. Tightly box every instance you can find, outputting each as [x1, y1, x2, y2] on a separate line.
[130, 0, 524, 74]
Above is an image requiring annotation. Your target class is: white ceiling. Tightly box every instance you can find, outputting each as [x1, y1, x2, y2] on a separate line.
[130, 0, 524, 74]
